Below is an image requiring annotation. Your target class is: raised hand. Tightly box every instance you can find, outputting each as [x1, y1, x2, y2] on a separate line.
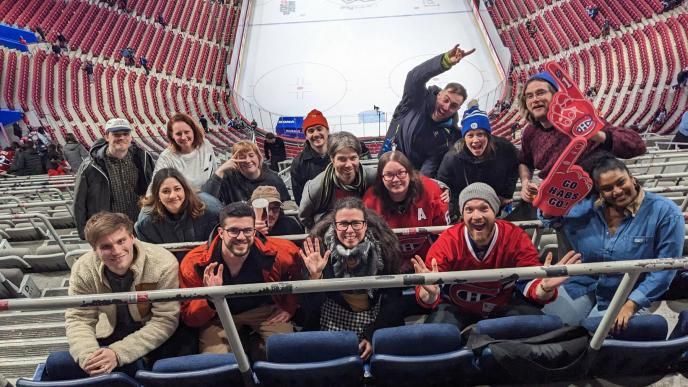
[203, 262, 224, 287]
[446, 44, 476, 65]
[540, 250, 582, 291]
[299, 237, 330, 280]
[215, 156, 239, 178]
[411, 255, 440, 300]
[533, 137, 593, 217]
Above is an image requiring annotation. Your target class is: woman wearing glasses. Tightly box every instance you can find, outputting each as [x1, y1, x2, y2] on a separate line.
[136, 168, 222, 260]
[437, 102, 519, 219]
[299, 197, 404, 360]
[363, 151, 449, 273]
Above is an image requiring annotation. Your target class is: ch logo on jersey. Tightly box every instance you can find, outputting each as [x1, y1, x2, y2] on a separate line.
[448, 283, 500, 306]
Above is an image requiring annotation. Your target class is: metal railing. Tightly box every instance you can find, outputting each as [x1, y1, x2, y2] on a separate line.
[1, 257, 687, 386]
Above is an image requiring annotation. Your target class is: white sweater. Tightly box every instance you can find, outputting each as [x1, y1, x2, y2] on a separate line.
[152, 139, 217, 190]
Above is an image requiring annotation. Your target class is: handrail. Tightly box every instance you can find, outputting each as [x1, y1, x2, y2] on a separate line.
[1, 257, 687, 386]
[0, 188, 68, 200]
[157, 220, 545, 252]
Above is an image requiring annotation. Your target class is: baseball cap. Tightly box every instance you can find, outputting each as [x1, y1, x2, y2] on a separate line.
[105, 118, 132, 133]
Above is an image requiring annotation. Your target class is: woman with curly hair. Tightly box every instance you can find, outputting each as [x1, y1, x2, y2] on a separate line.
[299, 197, 404, 360]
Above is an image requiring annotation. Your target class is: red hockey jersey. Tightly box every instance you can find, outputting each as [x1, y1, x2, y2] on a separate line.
[416, 220, 556, 316]
[363, 176, 449, 272]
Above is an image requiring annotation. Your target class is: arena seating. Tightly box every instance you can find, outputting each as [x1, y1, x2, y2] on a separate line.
[487, 1, 687, 139]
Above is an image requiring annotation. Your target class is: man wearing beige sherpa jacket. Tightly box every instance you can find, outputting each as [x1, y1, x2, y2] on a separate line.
[43, 212, 179, 381]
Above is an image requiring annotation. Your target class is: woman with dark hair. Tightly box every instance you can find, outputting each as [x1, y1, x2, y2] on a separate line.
[62, 133, 88, 173]
[136, 168, 222, 259]
[541, 154, 684, 330]
[438, 102, 518, 219]
[299, 197, 404, 360]
[298, 131, 376, 229]
[363, 151, 448, 273]
[152, 113, 218, 190]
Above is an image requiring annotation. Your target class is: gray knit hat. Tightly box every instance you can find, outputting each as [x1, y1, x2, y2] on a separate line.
[459, 182, 500, 215]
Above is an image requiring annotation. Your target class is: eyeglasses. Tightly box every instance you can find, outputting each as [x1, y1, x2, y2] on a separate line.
[268, 204, 282, 212]
[222, 227, 255, 238]
[382, 170, 408, 182]
[335, 220, 366, 231]
[524, 89, 551, 101]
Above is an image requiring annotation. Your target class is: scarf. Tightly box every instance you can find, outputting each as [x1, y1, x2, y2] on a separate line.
[324, 225, 384, 297]
[317, 163, 369, 213]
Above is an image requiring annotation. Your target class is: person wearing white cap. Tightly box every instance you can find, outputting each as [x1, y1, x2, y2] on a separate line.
[412, 182, 581, 330]
[73, 118, 154, 239]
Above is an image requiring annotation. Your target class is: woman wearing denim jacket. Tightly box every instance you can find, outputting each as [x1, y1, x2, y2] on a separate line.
[540, 155, 684, 331]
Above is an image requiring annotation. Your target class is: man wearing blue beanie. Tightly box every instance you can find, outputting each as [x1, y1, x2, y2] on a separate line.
[517, 71, 646, 204]
[382, 44, 475, 178]
[437, 101, 519, 220]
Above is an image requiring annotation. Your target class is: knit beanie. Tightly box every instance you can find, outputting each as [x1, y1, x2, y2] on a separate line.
[459, 182, 500, 215]
[528, 71, 559, 92]
[302, 109, 329, 132]
[460, 103, 491, 137]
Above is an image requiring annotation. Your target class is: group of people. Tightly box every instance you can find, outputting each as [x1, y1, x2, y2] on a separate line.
[42, 44, 684, 381]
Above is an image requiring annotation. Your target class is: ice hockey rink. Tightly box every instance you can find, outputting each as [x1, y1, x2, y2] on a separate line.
[235, 0, 504, 136]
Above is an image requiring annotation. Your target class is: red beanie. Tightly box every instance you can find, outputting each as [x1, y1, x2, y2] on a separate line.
[302, 109, 329, 132]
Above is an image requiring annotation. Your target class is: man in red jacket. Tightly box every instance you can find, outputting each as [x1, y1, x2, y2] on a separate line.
[179, 202, 303, 354]
[413, 183, 580, 329]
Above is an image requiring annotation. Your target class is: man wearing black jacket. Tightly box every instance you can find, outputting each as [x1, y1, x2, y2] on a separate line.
[382, 44, 475, 177]
[73, 118, 154, 239]
[289, 109, 330, 205]
[263, 132, 287, 171]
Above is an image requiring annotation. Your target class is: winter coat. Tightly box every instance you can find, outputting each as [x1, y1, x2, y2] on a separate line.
[382, 53, 461, 177]
[65, 240, 179, 369]
[135, 193, 223, 259]
[73, 139, 154, 239]
[289, 143, 329, 205]
[201, 166, 291, 205]
[63, 141, 89, 173]
[438, 136, 519, 216]
[179, 232, 303, 327]
[298, 165, 376, 230]
[9, 148, 45, 175]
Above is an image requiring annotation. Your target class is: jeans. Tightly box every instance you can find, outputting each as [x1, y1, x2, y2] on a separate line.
[542, 286, 651, 326]
[44, 351, 145, 381]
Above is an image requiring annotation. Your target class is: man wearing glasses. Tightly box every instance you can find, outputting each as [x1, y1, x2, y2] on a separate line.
[179, 202, 303, 356]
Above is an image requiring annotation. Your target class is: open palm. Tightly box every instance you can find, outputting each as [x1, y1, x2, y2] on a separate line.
[300, 237, 330, 279]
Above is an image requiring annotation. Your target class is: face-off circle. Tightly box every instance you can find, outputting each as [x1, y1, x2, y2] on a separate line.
[252, 62, 348, 116]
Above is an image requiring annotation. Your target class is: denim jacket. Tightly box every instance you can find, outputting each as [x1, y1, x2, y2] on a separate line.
[539, 191, 683, 310]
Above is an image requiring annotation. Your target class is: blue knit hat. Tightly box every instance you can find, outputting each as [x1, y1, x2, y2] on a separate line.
[460, 104, 491, 137]
[528, 71, 559, 91]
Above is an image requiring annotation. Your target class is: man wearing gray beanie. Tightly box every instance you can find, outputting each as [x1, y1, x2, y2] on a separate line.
[411, 182, 581, 330]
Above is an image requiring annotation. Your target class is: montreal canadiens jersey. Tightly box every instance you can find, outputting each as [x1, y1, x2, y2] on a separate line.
[363, 176, 449, 272]
[417, 220, 551, 316]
